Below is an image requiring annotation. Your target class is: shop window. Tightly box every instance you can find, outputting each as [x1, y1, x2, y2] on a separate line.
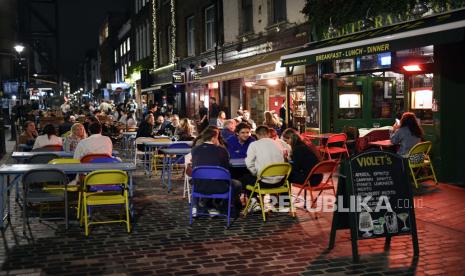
[372, 80, 393, 118]
[356, 52, 391, 71]
[334, 59, 355, 73]
[337, 80, 362, 119]
[410, 74, 433, 124]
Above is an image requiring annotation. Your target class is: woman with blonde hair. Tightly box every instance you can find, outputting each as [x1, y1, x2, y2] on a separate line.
[63, 123, 87, 152]
[263, 110, 282, 134]
[175, 118, 195, 141]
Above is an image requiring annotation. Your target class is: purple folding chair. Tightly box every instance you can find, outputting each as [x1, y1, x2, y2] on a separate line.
[89, 157, 122, 191]
[190, 166, 232, 228]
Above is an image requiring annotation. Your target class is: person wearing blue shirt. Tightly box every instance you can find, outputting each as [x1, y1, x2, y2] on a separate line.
[226, 122, 256, 159]
[221, 119, 236, 141]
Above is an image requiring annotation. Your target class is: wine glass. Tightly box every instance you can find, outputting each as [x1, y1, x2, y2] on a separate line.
[359, 211, 373, 238]
[397, 213, 410, 231]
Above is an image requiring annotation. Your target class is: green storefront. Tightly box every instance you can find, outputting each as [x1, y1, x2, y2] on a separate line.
[281, 9, 465, 185]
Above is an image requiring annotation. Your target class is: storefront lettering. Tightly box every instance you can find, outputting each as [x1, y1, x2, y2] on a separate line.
[316, 51, 343, 62]
[366, 43, 389, 54]
[356, 155, 393, 167]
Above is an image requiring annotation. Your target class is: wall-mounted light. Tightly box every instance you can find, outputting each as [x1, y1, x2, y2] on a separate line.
[208, 82, 219, 89]
[244, 81, 255, 87]
[403, 64, 422, 72]
[14, 44, 25, 54]
[267, 79, 279, 86]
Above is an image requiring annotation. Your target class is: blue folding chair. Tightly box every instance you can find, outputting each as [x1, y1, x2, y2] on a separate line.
[190, 166, 232, 228]
[90, 157, 120, 163]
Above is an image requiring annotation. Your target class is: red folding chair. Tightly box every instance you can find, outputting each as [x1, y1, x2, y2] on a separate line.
[320, 133, 349, 160]
[292, 160, 338, 210]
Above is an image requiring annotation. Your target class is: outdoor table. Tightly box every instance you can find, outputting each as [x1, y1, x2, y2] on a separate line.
[229, 158, 246, 168]
[159, 148, 191, 192]
[143, 141, 193, 176]
[11, 150, 120, 163]
[0, 162, 136, 229]
[368, 139, 394, 150]
[17, 144, 33, 152]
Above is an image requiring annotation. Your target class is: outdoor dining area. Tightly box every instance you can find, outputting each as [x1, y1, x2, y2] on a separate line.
[0, 109, 440, 239]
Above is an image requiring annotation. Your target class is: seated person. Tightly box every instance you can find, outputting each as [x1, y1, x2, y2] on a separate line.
[153, 115, 170, 135]
[226, 122, 256, 159]
[59, 115, 75, 136]
[221, 119, 236, 141]
[164, 114, 180, 136]
[175, 118, 195, 141]
[32, 124, 63, 150]
[74, 122, 113, 160]
[63, 123, 87, 152]
[242, 110, 256, 130]
[18, 121, 38, 146]
[136, 114, 155, 138]
[390, 112, 423, 156]
[191, 128, 242, 215]
[269, 128, 291, 159]
[216, 111, 226, 128]
[242, 126, 285, 210]
[282, 128, 322, 185]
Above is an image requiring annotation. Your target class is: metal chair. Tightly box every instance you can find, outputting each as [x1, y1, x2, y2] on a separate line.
[292, 160, 338, 210]
[243, 163, 294, 222]
[22, 169, 69, 233]
[190, 166, 233, 228]
[407, 141, 438, 188]
[81, 170, 130, 236]
[80, 153, 113, 163]
[320, 133, 349, 160]
[27, 153, 59, 164]
[32, 144, 63, 152]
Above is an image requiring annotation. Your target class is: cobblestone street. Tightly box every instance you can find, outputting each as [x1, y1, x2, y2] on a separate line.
[1, 145, 464, 275]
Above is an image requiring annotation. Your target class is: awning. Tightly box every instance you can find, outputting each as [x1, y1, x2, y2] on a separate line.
[281, 9, 465, 67]
[201, 48, 297, 83]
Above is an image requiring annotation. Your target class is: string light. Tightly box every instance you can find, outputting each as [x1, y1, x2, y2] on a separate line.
[152, 0, 158, 69]
[170, 0, 176, 64]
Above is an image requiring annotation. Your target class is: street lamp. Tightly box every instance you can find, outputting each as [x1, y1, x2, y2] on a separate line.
[96, 79, 101, 84]
[14, 45, 25, 54]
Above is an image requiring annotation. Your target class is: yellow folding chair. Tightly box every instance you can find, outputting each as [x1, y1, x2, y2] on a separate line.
[407, 141, 438, 188]
[81, 170, 130, 236]
[243, 163, 294, 222]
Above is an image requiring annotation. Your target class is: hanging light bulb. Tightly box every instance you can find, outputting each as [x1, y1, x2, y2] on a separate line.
[327, 17, 338, 38]
[411, 0, 428, 18]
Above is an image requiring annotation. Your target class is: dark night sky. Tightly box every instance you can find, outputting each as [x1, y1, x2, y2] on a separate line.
[57, 0, 129, 79]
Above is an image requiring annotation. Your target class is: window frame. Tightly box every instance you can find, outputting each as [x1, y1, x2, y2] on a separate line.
[269, 0, 287, 25]
[204, 5, 216, 51]
[186, 16, 195, 56]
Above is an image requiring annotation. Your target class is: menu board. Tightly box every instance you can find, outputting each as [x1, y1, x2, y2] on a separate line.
[349, 151, 413, 239]
[305, 64, 319, 128]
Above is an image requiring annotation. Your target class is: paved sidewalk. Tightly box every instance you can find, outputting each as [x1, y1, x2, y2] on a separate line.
[0, 140, 464, 275]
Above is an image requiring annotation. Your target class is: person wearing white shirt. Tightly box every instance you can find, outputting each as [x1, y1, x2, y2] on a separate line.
[73, 122, 113, 160]
[60, 101, 71, 114]
[244, 125, 285, 184]
[32, 124, 63, 150]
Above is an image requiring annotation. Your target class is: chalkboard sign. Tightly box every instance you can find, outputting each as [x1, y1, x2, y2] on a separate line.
[328, 151, 419, 262]
[350, 151, 413, 239]
[305, 64, 319, 128]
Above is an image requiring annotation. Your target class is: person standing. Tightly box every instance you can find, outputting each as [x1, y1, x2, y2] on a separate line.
[209, 97, 220, 126]
[198, 100, 209, 133]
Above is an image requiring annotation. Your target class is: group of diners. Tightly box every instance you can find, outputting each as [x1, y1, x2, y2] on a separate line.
[186, 122, 322, 217]
[18, 118, 113, 160]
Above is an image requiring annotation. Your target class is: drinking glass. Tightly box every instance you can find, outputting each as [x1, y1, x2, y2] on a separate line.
[384, 211, 398, 234]
[373, 122, 381, 128]
[372, 219, 384, 235]
[397, 212, 410, 231]
[359, 211, 374, 238]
